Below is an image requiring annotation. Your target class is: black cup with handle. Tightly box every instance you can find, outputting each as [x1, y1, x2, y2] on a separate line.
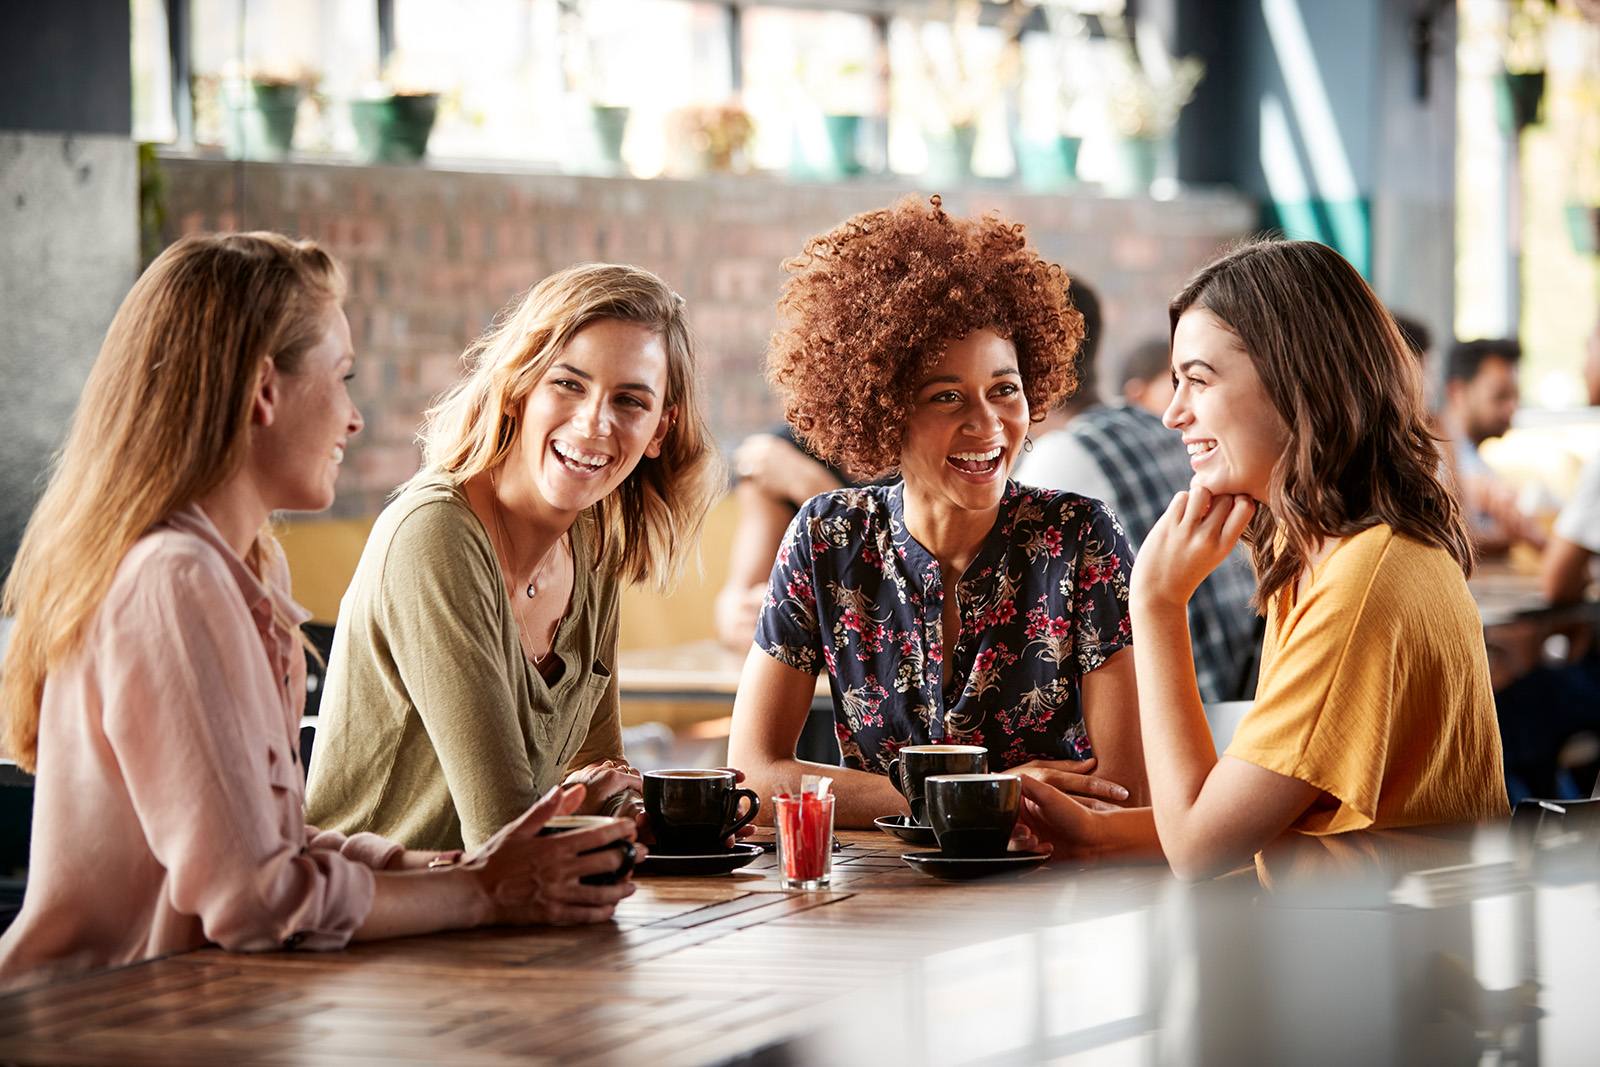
[925, 773, 1021, 858]
[538, 814, 637, 885]
[642, 769, 760, 855]
[886, 744, 987, 826]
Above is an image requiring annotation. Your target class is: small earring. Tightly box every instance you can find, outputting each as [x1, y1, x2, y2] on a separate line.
[1023, 436, 1034, 453]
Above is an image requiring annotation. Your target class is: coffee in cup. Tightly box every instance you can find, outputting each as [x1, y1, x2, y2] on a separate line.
[924, 773, 1021, 858]
[887, 745, 987, 826]
[642, 769, 760, 855]
[539, 814, 636, 885]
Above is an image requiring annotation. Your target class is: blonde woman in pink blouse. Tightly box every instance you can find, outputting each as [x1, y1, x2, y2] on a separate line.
[0, 233, 640, 991]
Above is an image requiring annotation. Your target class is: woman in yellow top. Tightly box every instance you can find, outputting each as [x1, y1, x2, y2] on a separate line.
[1017, 239, 1509, 878]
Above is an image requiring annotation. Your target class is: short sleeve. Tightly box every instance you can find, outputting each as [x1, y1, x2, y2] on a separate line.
[753, 508, 825, 675]
[1068, 499, 1135, 676]
[1225, 587, 1391, 833]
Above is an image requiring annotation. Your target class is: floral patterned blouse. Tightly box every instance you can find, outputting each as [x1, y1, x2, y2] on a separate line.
[754, 480, 1135, 774]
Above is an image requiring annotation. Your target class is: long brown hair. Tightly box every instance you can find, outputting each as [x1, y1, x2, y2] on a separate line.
[411, 263, 723, 593]
[1170, 239, 1471, 609]
[1, 232, 345, 771]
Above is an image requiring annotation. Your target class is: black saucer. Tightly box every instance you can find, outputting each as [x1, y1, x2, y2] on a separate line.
[902, 850, 1050, 880]
[635, 843, 763, 877]
[875, 815, 939, 847]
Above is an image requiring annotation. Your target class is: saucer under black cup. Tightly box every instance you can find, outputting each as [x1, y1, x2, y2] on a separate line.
[902, 850, 1050, 880]
[634, 843, 763, 877]
[874, 815, 939, 847]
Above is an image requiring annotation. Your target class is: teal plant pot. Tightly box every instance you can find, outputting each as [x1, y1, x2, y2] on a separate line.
[823, 114, 865, 176]
[925, 124, 977, 185]
[224, 81, 302, 161]
[1017, 134, 1083, 190]
[1496, 71, 1546, 135]
[1566, 204, 1599, 255]
[1108, 137, 1158, 196]
[351, 93, 439, 163]
[591, 105, 630, 168]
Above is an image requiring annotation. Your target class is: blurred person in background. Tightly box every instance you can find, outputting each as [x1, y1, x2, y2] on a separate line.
[0, 234, 639, 992]
[1014, 289, 1257, 704]
[1116, 337, 1179, 416]
[306, 264, 723, 852]
[714, 429, 859, 651]
[1496, 313, 1600, 802]
[1441, 338, 1545, 555]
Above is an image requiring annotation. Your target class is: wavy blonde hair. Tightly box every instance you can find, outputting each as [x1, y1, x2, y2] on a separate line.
[411, 263, 723, 593]
[1, 232, 346, 771]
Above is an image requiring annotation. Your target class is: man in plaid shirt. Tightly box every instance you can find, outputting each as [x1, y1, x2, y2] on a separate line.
[1015, 281, 1259, 703]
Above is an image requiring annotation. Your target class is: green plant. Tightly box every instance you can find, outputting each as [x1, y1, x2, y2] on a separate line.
[137, 143, 167, 270]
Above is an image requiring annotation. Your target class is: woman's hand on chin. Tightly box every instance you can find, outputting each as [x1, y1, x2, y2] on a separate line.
[1131, 486, 1255, 609]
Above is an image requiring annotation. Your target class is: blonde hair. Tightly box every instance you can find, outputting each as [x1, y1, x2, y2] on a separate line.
[1, 232, 345, 771]
[411, 262, 724, 593]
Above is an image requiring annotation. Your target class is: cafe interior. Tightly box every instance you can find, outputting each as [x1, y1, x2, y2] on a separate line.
[3, 0, 1600, 1063]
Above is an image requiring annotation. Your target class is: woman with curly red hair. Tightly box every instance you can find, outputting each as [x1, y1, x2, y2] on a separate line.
[728, 196, 1146, 829]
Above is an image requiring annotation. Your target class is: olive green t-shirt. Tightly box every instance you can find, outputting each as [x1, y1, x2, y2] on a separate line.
[305, 474, 624, 851]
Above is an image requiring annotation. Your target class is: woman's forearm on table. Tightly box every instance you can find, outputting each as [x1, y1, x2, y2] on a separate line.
[353, 868, 488, 941]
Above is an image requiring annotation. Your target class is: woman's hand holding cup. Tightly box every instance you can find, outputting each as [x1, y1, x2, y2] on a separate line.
[461, 783, 643, 926]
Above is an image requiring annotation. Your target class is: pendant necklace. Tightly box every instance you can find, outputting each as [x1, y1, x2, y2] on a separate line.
[489, 472, 543, 599]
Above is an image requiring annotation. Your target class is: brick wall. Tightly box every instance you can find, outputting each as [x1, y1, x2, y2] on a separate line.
[158, 156, 1256, 519]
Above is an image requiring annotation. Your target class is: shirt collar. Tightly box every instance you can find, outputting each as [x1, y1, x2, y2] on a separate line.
[162, 504, 312, 635]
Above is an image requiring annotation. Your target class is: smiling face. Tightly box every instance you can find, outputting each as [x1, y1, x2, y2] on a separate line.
[507, 317, 673, 517]
[898, 328, 1029, 517]
[1164, 307, 1290, 503]
[257, 300, 363, 514]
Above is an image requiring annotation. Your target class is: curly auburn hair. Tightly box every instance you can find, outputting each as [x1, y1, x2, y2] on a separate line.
[766, 195, 1083, 477]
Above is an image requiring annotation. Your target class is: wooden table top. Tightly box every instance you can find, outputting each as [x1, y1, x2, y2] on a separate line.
[3, 824, 1594, 1065]
[0, 832, 1168, 1067]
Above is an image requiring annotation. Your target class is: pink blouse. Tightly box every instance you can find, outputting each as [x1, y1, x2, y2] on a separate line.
[0, 505, 401, 990]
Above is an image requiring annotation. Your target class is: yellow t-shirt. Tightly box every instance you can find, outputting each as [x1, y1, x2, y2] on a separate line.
[1225, 525, 1509, 835]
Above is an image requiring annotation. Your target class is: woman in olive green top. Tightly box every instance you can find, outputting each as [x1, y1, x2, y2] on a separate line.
[307, 265, 724, 851]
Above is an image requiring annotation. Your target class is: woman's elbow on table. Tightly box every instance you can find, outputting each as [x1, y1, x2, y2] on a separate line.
[196, 851, 372, 954]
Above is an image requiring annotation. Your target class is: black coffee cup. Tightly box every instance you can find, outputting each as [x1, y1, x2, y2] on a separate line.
[887, 745, 987, 826]
[539, 814, 636, 885]
[642, 769, 760, 855]
[925, 773, 1021, 858]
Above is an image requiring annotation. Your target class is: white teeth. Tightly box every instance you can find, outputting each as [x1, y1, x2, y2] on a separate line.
[1187, 441, 1216, 456]
[950, 448, 1002, 462]
[554, 441, 610, 468]
[332, 445, 344, 464]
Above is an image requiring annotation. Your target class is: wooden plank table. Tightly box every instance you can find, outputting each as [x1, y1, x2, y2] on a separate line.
[4, 825, 1597, 1065]
[0, 832, 1168, 1067]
